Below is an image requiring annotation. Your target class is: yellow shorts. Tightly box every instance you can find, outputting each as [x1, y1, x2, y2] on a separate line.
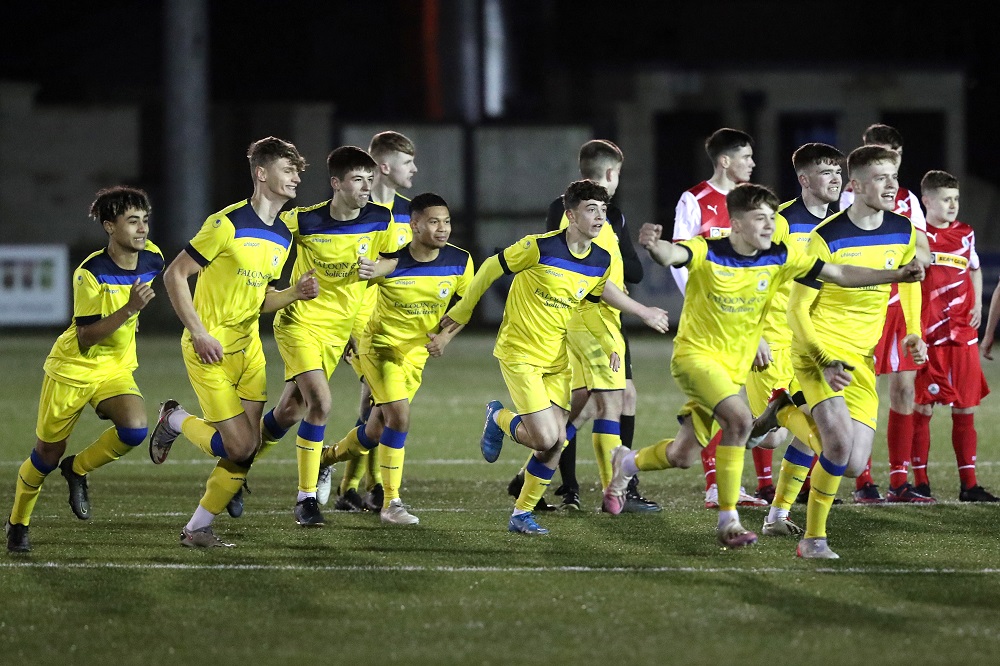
[671, 352, 742, 447]
[182, 335, 267, 423]
[357, 347, 427, 405]
[498, 357, 572, 415]
[567, 327, 626, 392]
[35, 372, 142, 443]
[793, 347, 878, 430]
[746, 345, 800, 417]
[274, 321, 352, 381]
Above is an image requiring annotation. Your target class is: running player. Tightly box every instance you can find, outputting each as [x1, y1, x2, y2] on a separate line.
[6, 187, 163, 553]
[442, 180, 669, 535]
[149, 137, 318, 548]
[318, 193, 473, 524]
[606, 182, 920, 550]
[911, 170, 997, 502]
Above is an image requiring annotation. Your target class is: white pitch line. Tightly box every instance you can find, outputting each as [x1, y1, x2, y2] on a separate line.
[1, 561, 999, 575]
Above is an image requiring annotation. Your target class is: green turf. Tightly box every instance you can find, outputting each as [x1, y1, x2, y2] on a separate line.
[2, 332, 999, 664]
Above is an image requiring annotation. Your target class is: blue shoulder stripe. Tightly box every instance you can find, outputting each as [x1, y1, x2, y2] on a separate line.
[706, 246, 788, 268]
[389, 265, 466, 278]
[235, 227, 291, 250]
[539, 255, 607, 278]
[827, 232, 911, 253]
[96, 270, 160, 285]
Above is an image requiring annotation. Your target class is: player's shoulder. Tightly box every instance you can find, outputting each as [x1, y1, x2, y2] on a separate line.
[360, 201, 394, 225]
[687, 181, 712, 197]
[951, 219, 975, 236]
[139, 241, 166, 271]
[77, 248, 110, 275]
[704, 237, 788, 268]
[881, 211, 915, 237]
[439, 243, 472, 265]
[777, 198, 798, 213]
[393, 192, 412, 219]
[812, 210, 852, 242]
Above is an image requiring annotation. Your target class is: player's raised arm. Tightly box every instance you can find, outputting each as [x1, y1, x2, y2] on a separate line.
[77, 277, 156, 351]
[816, 257, 924, 288]
[638, 223, 694, 268]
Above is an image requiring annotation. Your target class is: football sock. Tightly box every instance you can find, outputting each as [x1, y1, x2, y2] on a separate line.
[855, 457, 874, 490]
[635, 439, 674, 471]
[776, 405, 823, 455]
[73, 425, 144, 475]
[295, 421, 324, 495]
[185, 504, 215, 532]
[620, 414, 635, 449]
[558, 428, 578, 490]
[911, 411, 932, 487]
[887, 410, 913, 489]
[514, 456, 555, 513]
[339, 458, 362, 494]
[702, 430, 721, 490]
[366, 444, 383, 489]
[9, 451, 55, 526]
[379, 427, 407, 506]
[620, 449, 640, 477]
[256, 409, 290, 461]
[771, 445, 814, 513]
[592, 419, 620, 489]
[714, 445, 744, 512]
[166, 406, 190, 432]
[495, 408, 520, 442]
[752, 446, 773, 490]
[805, 454, 846, 539]
[198, 459, 249, 515]
[323, 425, 372, 469]
[181, 415, 227, 458]
[952, 413, 979, 489]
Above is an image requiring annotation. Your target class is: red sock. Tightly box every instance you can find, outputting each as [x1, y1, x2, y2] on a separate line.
[855, 456, 874, 489]
[952, 413, 978, 490]
[887, 410, 914, 489]
[702, 430, 721, 489]
[752, 446, 773, 489]
[912, 411, 932, 486]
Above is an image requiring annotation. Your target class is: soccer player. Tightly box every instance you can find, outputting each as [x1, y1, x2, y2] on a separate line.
[5, 187, 163, 553]
[841, 124, 931, 503]
[670, 128, 769, 508]
[442, 180, 670, 535]
[149, 137, 318, 548]
[317, 193, 473, 524]
[333, 130, 418, 513]
[606, 182, 922, 550]
[252, 146, 399, 528]
[910, 171, 997, 502]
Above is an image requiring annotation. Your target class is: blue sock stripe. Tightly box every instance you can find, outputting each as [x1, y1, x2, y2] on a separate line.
[566, 424, 577, 441]
[297, 420, 326, 443]
[784, 446, 815, 468]
[525, 457, 556, 480]
[29, 450, 57, 474]
[509, 415, 523, 444]
[116, 426, 148, 447]
[263, 410, 289, 440]
[593, 419, 621, 436]
[210, 432, 228, 459]
[357, 425, 378, 450]
[818, 454, 847, 477]
[380, 427, 408, 449]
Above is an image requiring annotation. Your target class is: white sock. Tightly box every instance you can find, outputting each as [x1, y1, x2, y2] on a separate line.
[717, 509, 739, 530]
[185, 504, 215, 532]
[622, 450, 639, 477]
[512, 508, 529, 517]
[297, 491, 316, 502]
[167, 407, 191, 433]
[767, 506, 789, 523]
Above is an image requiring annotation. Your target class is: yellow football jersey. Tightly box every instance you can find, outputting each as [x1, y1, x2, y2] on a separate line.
[559, 212, 625, 332]
[353, 193, 412, 337]
[43, 241, 164, 388]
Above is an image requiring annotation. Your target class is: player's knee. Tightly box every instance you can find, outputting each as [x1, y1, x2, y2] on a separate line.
[115, 425, 148, 447]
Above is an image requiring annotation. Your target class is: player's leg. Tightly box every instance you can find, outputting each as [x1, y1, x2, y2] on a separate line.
[885, 370, 922, 502]
[911, 403, 933, 495]
[798, 397, 854, 559]
[377, 398, 417, 524]
[950, 345, 996, 501]
[284, 370, 335, 526]
[509, 405, 567, 535]
[712, 394, 758, 548]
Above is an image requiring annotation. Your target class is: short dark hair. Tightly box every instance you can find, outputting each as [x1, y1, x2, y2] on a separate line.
[369, 131, 416, 161]
[726, 183, 779, 217]
[848, 145, 899, 179]
[579, 139, 623, 180]
[792, 143, 845, 172]
[921, 170, 960, 194]
[862, 124, 904, 150]
[327, 146, 377, 180]
[409, 192, 449, 217]
[247, 136, 306, 175]
[89, 186, 151, 224]
[705, 128, 753, 163]
[562, 179, 610, 210]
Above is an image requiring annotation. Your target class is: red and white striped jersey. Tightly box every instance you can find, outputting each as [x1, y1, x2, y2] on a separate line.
[670, 181, 731, 293]
[921, 220, 981, 346]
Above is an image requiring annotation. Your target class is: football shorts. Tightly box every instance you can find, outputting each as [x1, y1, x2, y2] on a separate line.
[274, 320, 352, 382]
[36, 371, 142, 443]
[357, 346, 427, 405]
[567, 326, 626, 392]
[793, 346, 878, 430]
[874, 304, 920, 374]
[671, 352, 741, 447]
[182, 333, 267, 423]
[915, 343, 990, 408]
[746, 345, 799, 417]
[498, 357, 572, 415]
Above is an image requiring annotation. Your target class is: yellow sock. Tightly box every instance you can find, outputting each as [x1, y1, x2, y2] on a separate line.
[778, 406, 823, 455]
[773, 459, 809, 511]
[515, 456, 555, 512]
[181, 416, 226, 458]
[366, 445, 383, 489]
[295, 421, 325, 494]
[322, 426, 371, 467]
[379, 427, 408, 506]
[199, 459, 249, 515]
[715, 445, 745, 512]
[805, 456, 845, 539]
[592, 419, 620, 489]
[9, 453, 53, 526]
[256, 411, 289, 461]
[73, 427, 134, 475]
[339, 458, 363, 494]
[635, 439, 674, 471]
[495, 408, 518, 440]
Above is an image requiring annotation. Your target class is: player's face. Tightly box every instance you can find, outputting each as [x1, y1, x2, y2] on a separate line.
[731, 205, 775, 251]
[724, 146, 755, 183]
[332, 169, 375, 209]
[567, 199, 607, 240]
[105, 207, 150, 253]
[802, 161, 842, 204]
[262, 157, 301, 201]
[923, 187, 960, 224]
[411, 206, 451, 249]
[382, 151, 417, 190]
[853, 160, 899, 212]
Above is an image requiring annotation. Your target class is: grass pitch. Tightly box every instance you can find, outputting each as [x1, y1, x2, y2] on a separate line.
[1, 332, 999, 665]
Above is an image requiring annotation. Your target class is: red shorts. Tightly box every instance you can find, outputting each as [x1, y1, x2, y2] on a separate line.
[914, 343, 990, 408]
[873, 305, 920, 374]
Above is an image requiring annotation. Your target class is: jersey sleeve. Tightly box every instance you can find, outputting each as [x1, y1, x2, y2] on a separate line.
[617, 212, 644, 284]
[279, 208, 300, 236]
[456, 254, 475, 298]
[185, 215, 235, 267]
[969, 228, 981, 270]
[72, 268, 104, 326]
[898, 225, 922, 337]
[500, 235, 541, 274]
[795, 231, 833, 289]
[676, 237, 705, 271]
[906, 191, 926, 231]
[670, 192, 700, 293]
[772, 213, 790, 245]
